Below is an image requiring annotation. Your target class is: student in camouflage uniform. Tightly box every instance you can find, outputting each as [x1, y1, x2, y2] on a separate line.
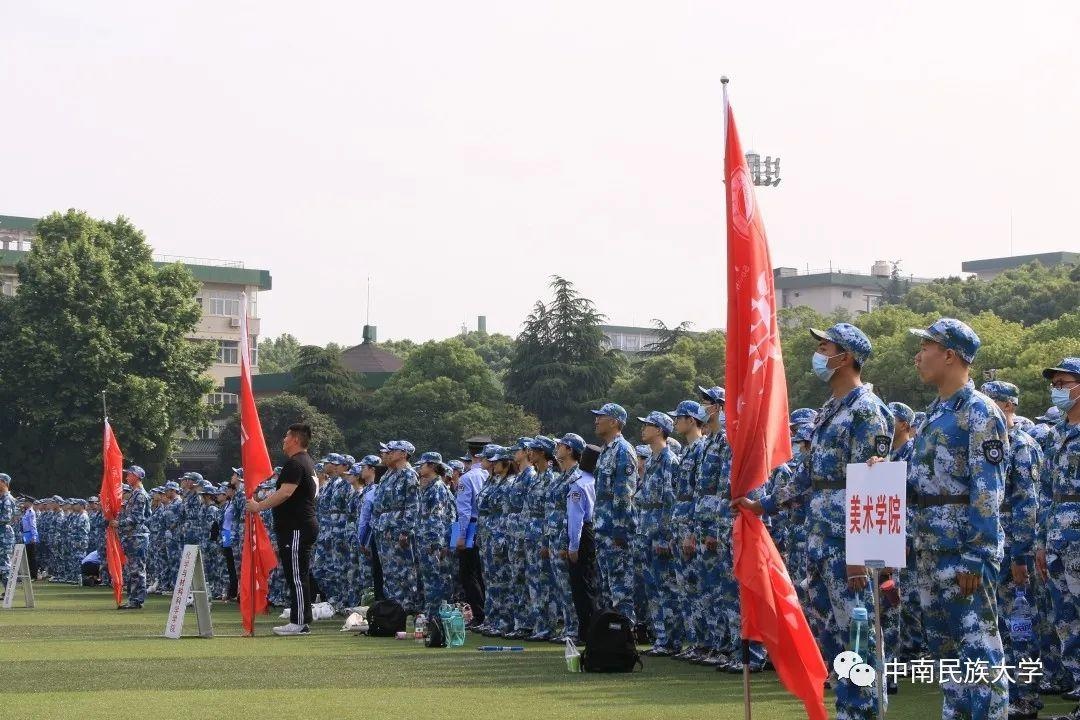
[476, 448, 510, 635]
[670, 400, 707, 660]
[523, 438, 559, 640]
[116, 466, 151, 609]
[505, 439, 535, 638]
[547, 439, 581, 642]
[416, 452, 457, 617]
[377, 441, 421, 614]
[0, 474, 16, 587]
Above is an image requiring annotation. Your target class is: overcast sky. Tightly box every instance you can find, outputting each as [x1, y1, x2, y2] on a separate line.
[5, 2, 1078, 345]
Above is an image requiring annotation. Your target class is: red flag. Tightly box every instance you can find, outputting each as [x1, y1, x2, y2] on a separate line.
[237, 293, 278, 635]
[99, 420, 127, 607]
[724, 87, 828, 720]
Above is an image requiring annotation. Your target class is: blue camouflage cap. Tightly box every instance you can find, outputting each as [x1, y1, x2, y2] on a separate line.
[323, 453, 346, 465]
[887, 402, 915, 424]
[231, 467, 244, 478]
[912, 411, 927, 429]
[636, 410, 674, 435]
[1042, 356, 1080, 380]
[386, 440, 415, 455]
[181, 471, 203, 483]
[493, 448, 515, 462]
[909, 318, 980, 364]
[555, 433, 586, 454]
[698, 386, 726, 404]
[314, 462, 324, 473]
[789, 408, 818, 425]
[481, 443, 501, 459]
[74, 499, 87, 507]
[528, 436, 556, 456]
[667, 400, 708, 423]
[162, 481, 179, 492]
[981, 381, 1020, 404]
[345, 463, 362, 476]
[793, 424, 814, 442]
[358, 455, 380, 467]
[666, 437, 682, 454]
[342, 454, 356, 466]
[89, 495, 99, 502]
[150, 488, 163, 495]
[1013, 416, 1035, 433]
[448, 460, 466, 473]
[810, 323, 872, 365]
[513, 437, 534, 451]
[125, 465, 146, 480]
[1036, 406, 1062, 424]
[590, 402, 627, 424]
[0, 473, 10, 485]
[635, 444, 651, 458]
[378, 442, 389, 453]
[419, 451, 444, 465]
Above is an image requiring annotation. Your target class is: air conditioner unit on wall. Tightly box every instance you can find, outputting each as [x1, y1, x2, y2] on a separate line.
[229, 317, 242, 327]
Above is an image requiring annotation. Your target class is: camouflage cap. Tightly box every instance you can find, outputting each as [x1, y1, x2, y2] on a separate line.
[909, 318, 980, 364]
[810, 323, 873, 365]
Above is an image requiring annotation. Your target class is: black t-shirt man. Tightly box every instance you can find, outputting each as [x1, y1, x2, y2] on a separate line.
[273, 451, 318, 537]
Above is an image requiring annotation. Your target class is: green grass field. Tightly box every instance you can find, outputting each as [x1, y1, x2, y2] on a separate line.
[1, 583, 1070, 720]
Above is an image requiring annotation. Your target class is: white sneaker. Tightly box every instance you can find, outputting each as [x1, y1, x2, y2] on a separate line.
[272, 623, 310, 636]
[279, 608, 291, 619]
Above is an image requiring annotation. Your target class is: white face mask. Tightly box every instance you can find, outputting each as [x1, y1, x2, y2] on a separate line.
[811, 351, 844, 383]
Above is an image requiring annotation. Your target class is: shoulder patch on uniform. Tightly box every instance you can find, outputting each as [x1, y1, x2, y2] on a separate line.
[874, 435, 890, 457]
[983, 439, 1004, 465]
[570, 491, 581, 502]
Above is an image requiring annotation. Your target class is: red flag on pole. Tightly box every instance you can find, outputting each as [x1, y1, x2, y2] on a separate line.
[723, 82, 828, 720]
[99, 420, 127, 607]
[237, 292, 278, 636]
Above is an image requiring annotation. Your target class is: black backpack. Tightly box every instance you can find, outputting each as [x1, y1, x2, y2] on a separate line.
[425, 614, 447, 648]
[581, 609, 643, 673]
[366, 600, 406, 637]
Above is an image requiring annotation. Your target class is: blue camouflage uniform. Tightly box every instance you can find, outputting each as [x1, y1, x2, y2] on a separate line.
[117, 471, 152, 607]
[505, 442, 535, 634]
[590, 403, 639, 623]
[671, 430, 706, 651]
[0, 481, 16, 586]
[1039, 358, 1080, 704]
[800, 323, 892, 720]
[523, 438, 559, 637]
[548, 437, 583, 640]
[633, 412, 680, 653]
[415, 453, 457, 616]
[908, 319, 1009, 720]
[377, 441, 421, 614]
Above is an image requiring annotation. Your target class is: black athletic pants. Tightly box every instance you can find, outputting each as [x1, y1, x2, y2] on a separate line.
[568, 521, 599, 642]
[24, 542, 39, 579]
[277, 528, 315, 626]
[457, 531, 485, 622]
[222, 546, 237, 599]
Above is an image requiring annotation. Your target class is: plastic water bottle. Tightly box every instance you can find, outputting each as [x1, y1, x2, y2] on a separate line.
[1009, 589, 1034, 643]
[849, 603, 870, 659]
[414, 613, 427, 642]
[449, 606, 466, 647]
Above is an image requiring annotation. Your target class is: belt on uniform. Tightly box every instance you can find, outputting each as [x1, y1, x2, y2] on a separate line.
[637, 502, 664, 510]
[812, 480, 845, 490]
[1054, 493, 1080, 503]
[918, 494, 969, 507]
[676, 494, 694, 501]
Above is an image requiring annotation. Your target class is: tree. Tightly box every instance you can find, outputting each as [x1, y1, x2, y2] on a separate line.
[504, 276, 621, 437]
[291, 345, 366, 427]
[878, 261, 912, 306]
[360, 339, 540, 456]
[0, 210, 214, 495]
[217, 393, 344, 469]
[257, 333, 302, 373]
[640, 319, 695, 356]
[378, 338, 419, 360]
[459, 331, 516, 377]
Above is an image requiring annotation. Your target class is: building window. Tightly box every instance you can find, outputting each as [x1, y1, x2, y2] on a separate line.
[1, 281, 13, 297]
[196, 424, 222, 440]
[207, 390, 238, 406]
[208, 291, 241, 317]
[249, 336, 258, 366]
[842, 290, 853, 298]
[217, 340, 239, 364]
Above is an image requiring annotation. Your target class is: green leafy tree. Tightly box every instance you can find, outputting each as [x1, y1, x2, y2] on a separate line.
[0, 210, 214, 495]
[217, 392, 345, 470]
[640, 320, 695, 356]
[459, 331, 516, 377]
[878, 261, 913, 306]
[257, 333, 302, 373]
[379, 338, 419, 360]
[291, 345, 366, 427]
[505, 276, 621, 437]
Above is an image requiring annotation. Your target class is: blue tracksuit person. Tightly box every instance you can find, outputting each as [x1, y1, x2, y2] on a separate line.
[589, 403, 639, 623]
[909, 319, 1009, 720]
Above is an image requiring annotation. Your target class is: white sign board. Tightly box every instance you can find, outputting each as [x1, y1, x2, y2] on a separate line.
[3, 544, 35, 609]
[845, 461, 907, 568]
[164, 544, 213, 639]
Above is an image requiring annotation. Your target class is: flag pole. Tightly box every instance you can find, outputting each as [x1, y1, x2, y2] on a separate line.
[721, 72, 753, 720]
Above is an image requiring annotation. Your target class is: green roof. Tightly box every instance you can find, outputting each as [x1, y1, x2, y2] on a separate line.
[0, 215, 39, 232]
[961, 252, 1080, 273]
[0, 247, 271, 290]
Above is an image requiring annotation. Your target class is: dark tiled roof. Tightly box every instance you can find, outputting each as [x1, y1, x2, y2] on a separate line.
[341, 342, 404, 374]
[178, 439, 220, 460]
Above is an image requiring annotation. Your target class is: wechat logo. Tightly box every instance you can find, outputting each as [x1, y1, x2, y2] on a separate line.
[833, 650, 877, 688]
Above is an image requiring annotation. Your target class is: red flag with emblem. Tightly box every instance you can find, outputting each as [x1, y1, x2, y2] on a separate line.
[724, 85, 828, 720]
[238, 293, 278, 635]
[99, 420, 127, 607]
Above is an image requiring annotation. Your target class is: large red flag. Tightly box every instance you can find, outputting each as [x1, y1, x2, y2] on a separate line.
[238, 293, 278, 635]
[724, 85, 828, 720]
[99, 420, 127, 607]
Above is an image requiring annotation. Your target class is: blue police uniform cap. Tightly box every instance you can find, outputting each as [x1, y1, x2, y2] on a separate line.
[555, 433, 586, 454]
[419, 451, 444, 465]
[590, 402, 628, 424]
[909, 318, 980, 364]
[698, 386, 726, 404]
[667, 437, 682, 454]
[980, 381, 1020, 404]
[1042, 357, 1080, 380]
[1036, 406, 1062, 423]
[636, 411, 674, 435]
[346, 463, 363, 476]
[164, 481, 180, 491]
[789, 408, 818, 425]
[1014, 416, 1035, 433]
[635, 444, 651, 458]
[387, 440, 415, 455]
[668, 400, 708, 423]
[514, 437, 534, 451]
[810, 323, 872, 365]
[528, 436, 556, 455]
[125, 465, 146, 480]
[887, 402, 915, 423]
[0, 473, 10, 484]
[343, 454, 356, 466]
[359, 455, 380, 468]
